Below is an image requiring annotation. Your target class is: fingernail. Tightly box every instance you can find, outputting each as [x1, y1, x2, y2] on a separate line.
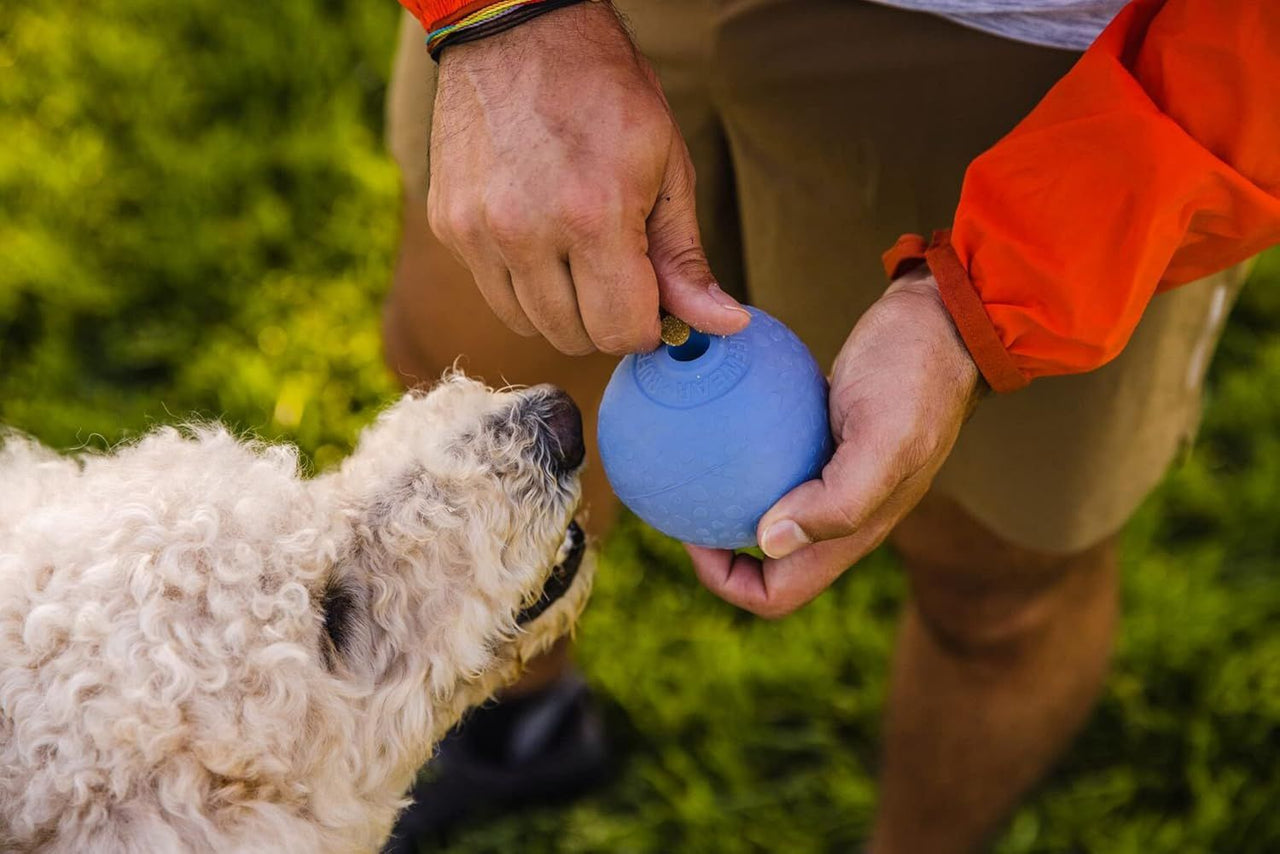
[761, 520, 810, 559]
[708, 282, 750, 316]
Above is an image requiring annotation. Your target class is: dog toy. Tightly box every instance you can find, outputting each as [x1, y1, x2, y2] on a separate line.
[597, 307, 833, 549]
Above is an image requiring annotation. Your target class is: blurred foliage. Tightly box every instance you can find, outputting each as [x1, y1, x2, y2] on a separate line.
[0, 0, 401, 468]
[1, 1, 1277, 851]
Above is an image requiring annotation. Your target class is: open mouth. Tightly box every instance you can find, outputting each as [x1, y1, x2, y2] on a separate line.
[516, 521, 586, 625]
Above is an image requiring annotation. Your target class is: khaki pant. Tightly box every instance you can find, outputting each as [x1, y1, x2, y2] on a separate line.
[386, 0, 1248, 553]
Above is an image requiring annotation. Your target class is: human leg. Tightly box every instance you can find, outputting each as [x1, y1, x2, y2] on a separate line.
[861, 261, 1248, 851]
[870, 495, 1118, 853]
[709, 1, 1248, 846]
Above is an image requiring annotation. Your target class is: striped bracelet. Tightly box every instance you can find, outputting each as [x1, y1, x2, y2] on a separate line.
[426, 0, 593, 60]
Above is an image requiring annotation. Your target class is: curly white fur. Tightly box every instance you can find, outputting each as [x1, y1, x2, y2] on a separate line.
[0, 375, 593, 852]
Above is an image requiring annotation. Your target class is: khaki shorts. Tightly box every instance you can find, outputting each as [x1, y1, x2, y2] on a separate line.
[386, 0, 1249, 554]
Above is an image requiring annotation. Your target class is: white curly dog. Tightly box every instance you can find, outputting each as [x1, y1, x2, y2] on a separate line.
[0, 375, 594, 852]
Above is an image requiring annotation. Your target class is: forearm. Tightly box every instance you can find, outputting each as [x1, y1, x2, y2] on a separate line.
[401, 0, 746, 354]
[887, 0, 1280, 391]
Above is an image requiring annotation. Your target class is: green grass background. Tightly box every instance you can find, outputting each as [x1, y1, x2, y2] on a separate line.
[2, 1, 1277, 850]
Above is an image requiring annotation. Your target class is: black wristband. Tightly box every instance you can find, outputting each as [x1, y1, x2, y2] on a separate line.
[429, 0, 592, 62]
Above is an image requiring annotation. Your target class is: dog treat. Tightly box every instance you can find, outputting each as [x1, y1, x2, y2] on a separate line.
[660, 313, 691, 347]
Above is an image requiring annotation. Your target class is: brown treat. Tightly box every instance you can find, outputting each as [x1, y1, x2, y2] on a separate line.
[660, 314, 691, 347]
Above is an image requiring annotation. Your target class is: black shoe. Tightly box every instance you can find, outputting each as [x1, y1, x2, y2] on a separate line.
[380, 673, 612, 852]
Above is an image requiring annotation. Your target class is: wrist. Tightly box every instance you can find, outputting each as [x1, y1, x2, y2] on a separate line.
[887, 269, 988, 410]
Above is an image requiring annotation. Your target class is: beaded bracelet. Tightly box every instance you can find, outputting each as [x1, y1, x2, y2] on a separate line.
[426, 0, 594, 60]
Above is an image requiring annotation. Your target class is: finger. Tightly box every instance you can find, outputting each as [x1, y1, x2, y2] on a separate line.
[481, 190, 593, 353]
[753, 467, 936, 612]
[686, 536, 873, 620]
[647, 145, 750, 336]
[466, 255, 539, 338]
[427, 191, 539, 337]
[508, 257, 595, 355]
[751, 514, 899, 616]
[685, 545, 772, 614]
[690, 492, 906, 619]
[756, 430, 905, 558]
[568, 223, 662, 355]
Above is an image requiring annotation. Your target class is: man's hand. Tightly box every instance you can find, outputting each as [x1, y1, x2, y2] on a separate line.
[686, 269, 986, 618]
[427, 3, 750, 355]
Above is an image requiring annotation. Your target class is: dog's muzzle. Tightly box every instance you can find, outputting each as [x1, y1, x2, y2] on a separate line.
[535, 386, 585, 477]
[516, 521, 586, 625]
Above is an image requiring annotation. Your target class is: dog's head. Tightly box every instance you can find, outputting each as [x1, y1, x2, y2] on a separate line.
[0, 374, 594, 851]
[316, 375, 594, 775]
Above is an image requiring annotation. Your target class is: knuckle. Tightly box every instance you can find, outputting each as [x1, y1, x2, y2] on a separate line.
[894, 430, 940, 476]
[484, 200, 538, 248]
[431, 198, 484, 249]
[563, 208, 612, 244]
[664, 244, 711, 280]
[675, 150, 698, 193]
[451, 210, 486, 249]
[823, 498, 863, 538]
[616, 105, 673, 159]
[660, 151, 697, 201]
[425, 193, 452, 241]
[556, 189, 615, 237]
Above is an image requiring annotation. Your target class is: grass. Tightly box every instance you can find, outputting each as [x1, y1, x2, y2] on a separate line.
[2, 1, 1278, 850]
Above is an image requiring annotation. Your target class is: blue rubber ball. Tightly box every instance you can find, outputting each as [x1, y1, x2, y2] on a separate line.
[597, 307, 834, 549]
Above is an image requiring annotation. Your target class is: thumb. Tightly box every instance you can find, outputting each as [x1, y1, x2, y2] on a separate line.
[756, 439, 900, 559]
[647, 148, 750, 336]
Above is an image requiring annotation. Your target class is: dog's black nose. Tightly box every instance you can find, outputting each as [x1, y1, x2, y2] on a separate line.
[539, 386, 584, 475]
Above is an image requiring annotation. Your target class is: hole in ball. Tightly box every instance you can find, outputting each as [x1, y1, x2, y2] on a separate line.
[667, 330, 711, 362]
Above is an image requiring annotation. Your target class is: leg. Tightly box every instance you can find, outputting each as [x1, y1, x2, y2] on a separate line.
[865, 263, 1247, 851]
[704, 3, 1250, 848]
[870, 494, 1118, 853]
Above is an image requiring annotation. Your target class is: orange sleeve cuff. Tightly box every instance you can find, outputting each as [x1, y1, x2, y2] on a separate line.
[891, 0, 1280, 385]
[399, 0, 486, 31]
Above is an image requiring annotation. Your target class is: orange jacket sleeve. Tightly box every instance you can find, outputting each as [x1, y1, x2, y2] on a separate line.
[884, 0, 1280, 392]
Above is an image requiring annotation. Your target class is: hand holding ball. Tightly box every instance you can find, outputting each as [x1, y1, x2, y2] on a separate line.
[597, 308, 833, 549]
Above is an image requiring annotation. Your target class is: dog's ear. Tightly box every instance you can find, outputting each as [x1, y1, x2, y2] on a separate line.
[319, 574, 362, 667]
[313, 461, 452, 684]
[317, 564, 375, 683]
